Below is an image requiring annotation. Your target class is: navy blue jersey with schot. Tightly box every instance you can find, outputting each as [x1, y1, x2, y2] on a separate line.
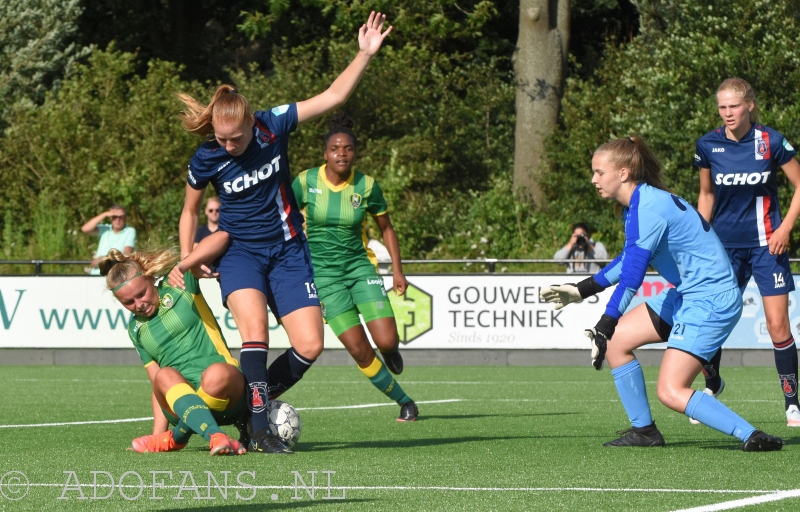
[187, 104, 305, 245]
[695, 124, 797, 248]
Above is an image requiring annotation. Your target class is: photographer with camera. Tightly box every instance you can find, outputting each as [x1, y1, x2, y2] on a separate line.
[554, 223, 607, 273]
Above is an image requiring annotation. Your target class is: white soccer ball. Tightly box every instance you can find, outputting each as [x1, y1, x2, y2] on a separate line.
[267, 400, 302, 448]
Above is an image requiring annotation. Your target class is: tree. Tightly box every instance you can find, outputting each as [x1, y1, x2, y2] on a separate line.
[0, 1, 521, 261]
[546, 0, 800, 254]
[76, 0, 262, 82]
[513, 0, 569, 204]
[237, 0, 519, 257]
[0, 48, 204, 259]
[0, 0, 89, 124]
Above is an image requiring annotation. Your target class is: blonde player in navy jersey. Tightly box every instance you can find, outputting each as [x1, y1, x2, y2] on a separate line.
[99, 248, 247, 455]
[543, 136, 783, 451]
[695, 78, 800, 427]
[292, 113, 417, 422]
[173, 12, 392, 454]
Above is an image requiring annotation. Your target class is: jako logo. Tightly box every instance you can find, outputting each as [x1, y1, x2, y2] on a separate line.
[714, 171, 770, 186]
[223, 156, 281, 194]
[712, 148, 725, 153]
[216, 160, 233, 173]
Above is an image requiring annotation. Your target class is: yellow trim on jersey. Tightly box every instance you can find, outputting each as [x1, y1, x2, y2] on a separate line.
[143, 360, 156, 369]
[197, 387, 230, 411]
[361, 218, 378, 269]
[318, 163, 354, 192]
[165, 383, 195, 410]
[192, 293, 239, 367]
[359, 356, 384, 378]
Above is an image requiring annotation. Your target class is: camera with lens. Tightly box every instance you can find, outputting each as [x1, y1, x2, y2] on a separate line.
[575, 233, 590, 251]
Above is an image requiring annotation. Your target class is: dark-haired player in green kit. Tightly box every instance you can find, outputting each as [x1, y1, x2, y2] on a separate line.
[292, 112, 418, 421]
[99, 247, 251, 454]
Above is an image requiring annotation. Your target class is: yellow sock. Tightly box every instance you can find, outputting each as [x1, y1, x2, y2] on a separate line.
[358, 355, 383, 378]
[165, 383, 196, 411]
[197, 387, 230, 412]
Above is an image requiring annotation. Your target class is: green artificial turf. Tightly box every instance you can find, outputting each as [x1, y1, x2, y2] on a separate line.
[0, 365, 797, 511]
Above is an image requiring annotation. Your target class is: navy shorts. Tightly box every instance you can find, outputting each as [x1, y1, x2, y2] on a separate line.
[727, 246, 795, 297]
[216, 236, 320, 318]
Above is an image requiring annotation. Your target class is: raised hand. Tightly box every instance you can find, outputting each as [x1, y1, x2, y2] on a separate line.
[358, 11, 392, 57]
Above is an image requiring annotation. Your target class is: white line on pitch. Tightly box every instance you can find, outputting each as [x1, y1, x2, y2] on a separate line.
[12, 378, 149, 383]
[670, 489, 800, 511]
[23, 483, 783, 494]
[0, 399, 464, 428]
[295, 399, 463, 411]
[0, 417, 153, 428]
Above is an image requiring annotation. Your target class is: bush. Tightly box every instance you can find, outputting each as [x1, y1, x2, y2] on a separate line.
[546, 0, 800, 255]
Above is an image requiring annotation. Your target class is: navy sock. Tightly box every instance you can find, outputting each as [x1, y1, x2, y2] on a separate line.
[703, 348, 723, 393]
[685, 390, 755, 442]
[240, 341, 270, 434]
[611, 359, 653, 428]
[773, 336, 799, 409]
[268, 347, 315, 399]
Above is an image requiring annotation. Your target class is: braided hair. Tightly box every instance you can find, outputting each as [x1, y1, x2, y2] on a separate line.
[323, 111, 357, 148]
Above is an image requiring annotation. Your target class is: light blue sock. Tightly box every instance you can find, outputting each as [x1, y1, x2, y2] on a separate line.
[685, 391, 756, 442]
[611, 359, 654, 428]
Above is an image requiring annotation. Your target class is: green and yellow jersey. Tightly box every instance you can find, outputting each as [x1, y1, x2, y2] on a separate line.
[127, 270, 238, 388]
[292, 165, 388, 279]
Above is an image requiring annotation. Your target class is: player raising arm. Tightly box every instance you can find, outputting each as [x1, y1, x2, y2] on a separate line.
[174, 12, 392, 454]
[543, 136, 783, 451]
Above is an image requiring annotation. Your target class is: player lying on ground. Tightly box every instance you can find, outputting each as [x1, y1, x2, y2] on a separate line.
[100, 248, 247, 455]
[543, 136, 784, 451]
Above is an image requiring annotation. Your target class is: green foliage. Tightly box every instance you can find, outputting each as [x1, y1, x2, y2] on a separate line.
[0, 1, 659, 268]
[1, 1, 517, 262]
[0, 47, 204, 260]
[0, 0, 90, 123]
[76, 0, 261, 83]
[546, 0, 800, 256]
[425, 177, 570, 273]
[234, 1, 517, 258]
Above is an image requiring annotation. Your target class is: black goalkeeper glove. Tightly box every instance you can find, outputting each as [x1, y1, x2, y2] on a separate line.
[584, 314, 618, 370]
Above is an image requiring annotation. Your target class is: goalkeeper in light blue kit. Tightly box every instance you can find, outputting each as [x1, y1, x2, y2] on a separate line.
[543, 136, 783, 451]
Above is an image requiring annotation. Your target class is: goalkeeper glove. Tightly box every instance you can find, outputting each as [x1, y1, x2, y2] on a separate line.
[584, 314, 618, 370]
[542, 277, 605, 310]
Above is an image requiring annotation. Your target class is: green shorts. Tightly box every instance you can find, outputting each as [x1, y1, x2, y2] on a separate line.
[176, 355, 231, 390]
[317, 272, 395, 336]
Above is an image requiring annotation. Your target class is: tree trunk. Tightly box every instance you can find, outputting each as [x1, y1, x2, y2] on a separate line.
[514, 0, 569, 206]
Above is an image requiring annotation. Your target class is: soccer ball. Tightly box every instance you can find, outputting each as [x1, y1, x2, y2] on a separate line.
[268, 400, 302, 448]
